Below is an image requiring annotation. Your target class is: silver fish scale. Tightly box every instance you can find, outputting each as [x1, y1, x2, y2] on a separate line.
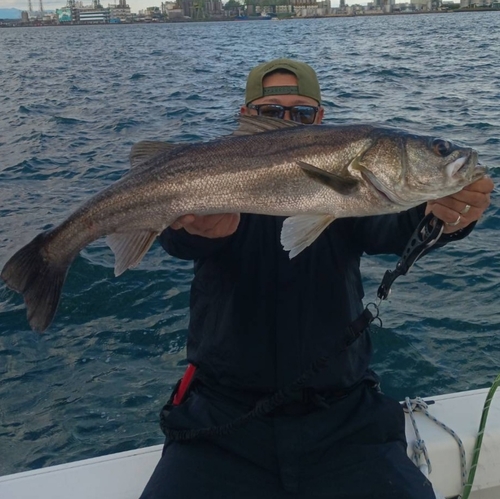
[0, 119, 486, 331]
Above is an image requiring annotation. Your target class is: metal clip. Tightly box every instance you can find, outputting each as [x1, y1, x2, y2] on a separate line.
[366, 301, 383, 328]
[377, 214, 444, 301]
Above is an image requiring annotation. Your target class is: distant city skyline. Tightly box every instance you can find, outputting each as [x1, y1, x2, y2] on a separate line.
[0, 0, 349, 14]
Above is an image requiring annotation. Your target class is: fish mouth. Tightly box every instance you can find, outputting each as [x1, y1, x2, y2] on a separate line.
[468, 161, 488, 180]
[447, 151, 487, 179]
[446, 153, 470, 178]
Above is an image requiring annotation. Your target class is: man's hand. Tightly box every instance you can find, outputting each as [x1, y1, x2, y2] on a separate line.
[170, 214, 241, 238]
[425, 176, 494, 234]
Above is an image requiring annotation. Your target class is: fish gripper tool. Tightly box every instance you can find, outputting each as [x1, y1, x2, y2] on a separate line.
[377, 214, 444, 301]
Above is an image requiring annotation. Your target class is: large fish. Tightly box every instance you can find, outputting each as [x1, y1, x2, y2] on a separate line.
[1, 116, 486, 332]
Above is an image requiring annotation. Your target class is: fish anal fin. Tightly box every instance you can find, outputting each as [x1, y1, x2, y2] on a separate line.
[130, 141, 179, 170]
[281, 214, 336, 259]
[106, 230, 158, 277]
[298, 161, 360, 195]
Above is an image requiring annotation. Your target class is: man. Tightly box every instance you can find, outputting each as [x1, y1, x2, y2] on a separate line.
[140, 59, 492, 499]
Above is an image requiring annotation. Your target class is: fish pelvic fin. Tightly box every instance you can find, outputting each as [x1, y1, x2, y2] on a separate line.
[298, 161, 360, 195]
[281, 214, 336, 259]
[130, 141, 180, 170]
[1, 232, 71, 333]
[106, 230, 158, 277]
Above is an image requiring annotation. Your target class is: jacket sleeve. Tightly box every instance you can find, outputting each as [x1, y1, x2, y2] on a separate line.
[343, 204, 476, 257]
[158, 226, 235, 261]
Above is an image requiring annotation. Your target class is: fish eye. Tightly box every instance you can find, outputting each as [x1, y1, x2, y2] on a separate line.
[432, 139, 452, 157]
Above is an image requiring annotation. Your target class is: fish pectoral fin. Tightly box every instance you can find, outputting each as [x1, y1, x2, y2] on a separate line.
[298, 161, 360, 195]
[232, 115, 301, 136]
[281, 214, 336, 259]
[130, 141, 179, 170]
[106, 230, 158, 277]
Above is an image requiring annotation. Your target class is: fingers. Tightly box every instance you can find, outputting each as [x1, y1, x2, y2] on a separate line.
[171, 215, 196, 230]
[201, 214, 240, 237]
[426, 195, 483, 225]
[425, 177, 494, 234]
[170, 213, 241, 238]
[435, 189, 491, 214]
[425, 202, 472, 232]
[462, 176, 495, 194]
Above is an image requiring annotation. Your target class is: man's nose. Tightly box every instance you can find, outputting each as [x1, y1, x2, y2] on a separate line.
[283, 110, 292, 121]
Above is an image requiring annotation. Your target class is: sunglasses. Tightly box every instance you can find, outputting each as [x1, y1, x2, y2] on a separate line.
[247, 103, 319, 125]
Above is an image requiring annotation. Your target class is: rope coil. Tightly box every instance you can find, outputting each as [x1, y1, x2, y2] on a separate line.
[404, 396, 467, 485]
[405, 374, 500, 499]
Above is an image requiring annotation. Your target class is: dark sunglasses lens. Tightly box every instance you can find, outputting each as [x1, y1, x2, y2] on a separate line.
[258, 105, 285, 119]
[290, 106, 317, 124]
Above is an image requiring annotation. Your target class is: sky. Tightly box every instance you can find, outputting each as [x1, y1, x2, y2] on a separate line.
[0, 0, 346, 15]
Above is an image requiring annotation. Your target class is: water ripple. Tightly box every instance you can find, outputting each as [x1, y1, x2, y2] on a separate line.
[1, 12, 500, 475]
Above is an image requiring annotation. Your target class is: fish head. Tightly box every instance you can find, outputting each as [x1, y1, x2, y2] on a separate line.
[356, 128, 487, 208]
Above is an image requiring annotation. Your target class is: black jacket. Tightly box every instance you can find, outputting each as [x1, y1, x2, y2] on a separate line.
[159, 208, 471, 393]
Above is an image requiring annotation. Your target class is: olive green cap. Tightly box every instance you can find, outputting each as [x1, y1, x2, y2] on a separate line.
[245, 59, 321, 105]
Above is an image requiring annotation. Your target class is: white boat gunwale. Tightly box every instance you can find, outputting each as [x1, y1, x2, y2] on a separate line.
[1, 387, 500, 499]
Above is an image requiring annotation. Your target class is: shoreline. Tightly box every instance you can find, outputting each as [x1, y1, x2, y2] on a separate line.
[0, 7, 499, 28]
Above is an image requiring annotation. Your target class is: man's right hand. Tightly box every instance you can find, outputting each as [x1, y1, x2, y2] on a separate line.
[170, 214, 241, 238]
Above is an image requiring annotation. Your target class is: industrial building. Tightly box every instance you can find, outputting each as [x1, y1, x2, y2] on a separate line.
[460, 0, 493, 5]
[109, 0, 132, 22]
[55, 0, 132, 23]
[77, 8, 110, 22]
[19, 0, 500, 26]
[180, 0, 223, 19]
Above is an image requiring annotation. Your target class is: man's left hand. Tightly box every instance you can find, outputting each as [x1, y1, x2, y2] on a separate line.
[425, 176, 494, 234]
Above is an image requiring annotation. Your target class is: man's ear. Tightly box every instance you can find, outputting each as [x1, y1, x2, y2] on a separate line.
[240, 106, 250, 116]
[316, 107, 324, 124]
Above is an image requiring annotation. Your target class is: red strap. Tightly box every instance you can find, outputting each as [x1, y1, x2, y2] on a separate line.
[173, 364, 197, 406]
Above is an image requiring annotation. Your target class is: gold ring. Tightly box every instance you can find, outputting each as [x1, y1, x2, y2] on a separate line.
[460, 204, 471, 215]
[446, 214, 461, 227]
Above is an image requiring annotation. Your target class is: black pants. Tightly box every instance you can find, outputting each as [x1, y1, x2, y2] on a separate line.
[140, 383, 436, 499]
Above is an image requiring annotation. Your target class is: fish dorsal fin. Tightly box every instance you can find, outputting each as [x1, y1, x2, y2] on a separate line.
[106, 230, 158, 276]
[130, 141, 179, 170]
[232, 115, 302, 137]
[298, 161, 360, 195]
[281, 214, 336, 259]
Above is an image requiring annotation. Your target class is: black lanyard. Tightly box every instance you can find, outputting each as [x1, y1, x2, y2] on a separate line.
[162, 215, 443, 442]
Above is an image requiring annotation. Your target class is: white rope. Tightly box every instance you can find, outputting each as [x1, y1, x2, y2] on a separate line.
[404, 396, 432, 476]
[404, 396, 467, 487]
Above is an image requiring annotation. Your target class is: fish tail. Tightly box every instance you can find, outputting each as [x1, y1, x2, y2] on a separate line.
[1, 232, 71, 333]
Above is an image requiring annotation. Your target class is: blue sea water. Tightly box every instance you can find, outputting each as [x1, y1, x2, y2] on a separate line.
[0, 13, 500, 476]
